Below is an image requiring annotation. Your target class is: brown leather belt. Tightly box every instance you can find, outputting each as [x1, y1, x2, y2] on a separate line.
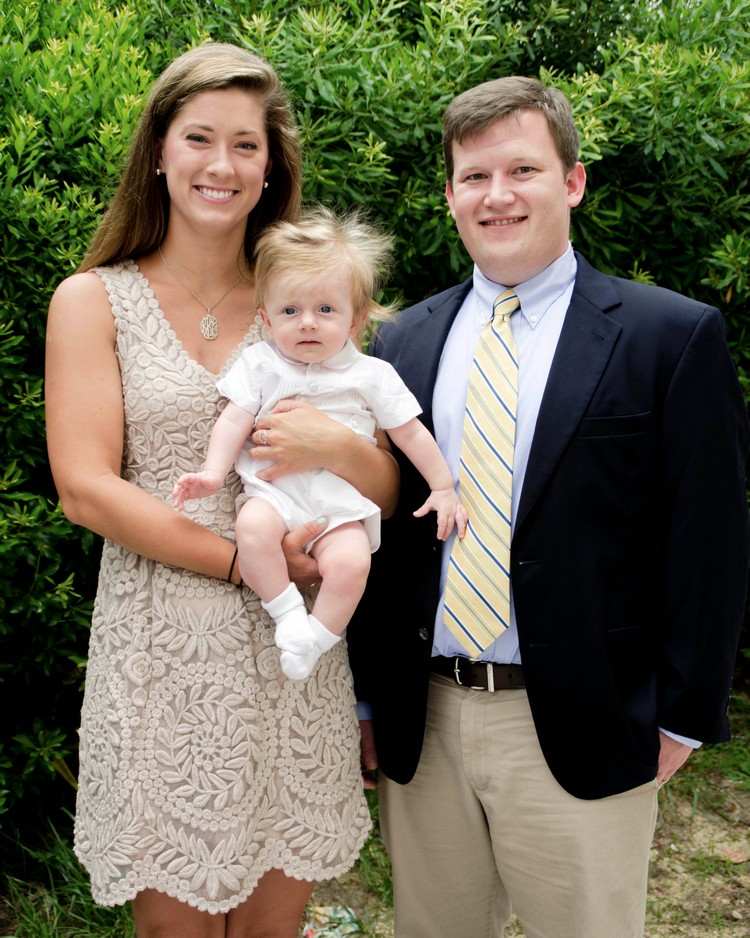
[430, 655, 525, 692]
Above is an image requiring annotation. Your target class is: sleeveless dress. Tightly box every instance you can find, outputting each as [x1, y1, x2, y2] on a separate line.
[73, 262, 371, 913]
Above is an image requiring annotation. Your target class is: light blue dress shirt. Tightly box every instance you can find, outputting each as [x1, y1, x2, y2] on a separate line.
[432, 245, 576, 663]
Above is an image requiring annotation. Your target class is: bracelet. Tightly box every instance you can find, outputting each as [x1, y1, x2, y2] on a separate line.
[227, 546, 239, 584]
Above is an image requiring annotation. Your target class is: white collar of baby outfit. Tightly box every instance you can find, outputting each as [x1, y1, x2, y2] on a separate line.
[321, 339, 359, 369]
[270, 338, 359, 370]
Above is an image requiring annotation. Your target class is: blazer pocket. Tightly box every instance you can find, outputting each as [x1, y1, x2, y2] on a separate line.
[576, 411, 652, 440]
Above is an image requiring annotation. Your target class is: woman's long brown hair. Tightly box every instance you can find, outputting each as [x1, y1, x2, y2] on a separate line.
[78, 43, 301, 272]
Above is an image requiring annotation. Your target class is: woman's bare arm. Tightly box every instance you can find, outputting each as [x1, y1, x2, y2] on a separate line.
[251, 399, 400, 517]
[45, 272, 242, 580]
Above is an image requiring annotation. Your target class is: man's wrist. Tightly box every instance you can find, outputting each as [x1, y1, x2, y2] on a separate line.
[659, 727, 702, 749]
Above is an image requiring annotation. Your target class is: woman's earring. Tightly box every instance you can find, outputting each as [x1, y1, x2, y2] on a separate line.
[263, 180, 269, 189]
[156, 168, 163, 176]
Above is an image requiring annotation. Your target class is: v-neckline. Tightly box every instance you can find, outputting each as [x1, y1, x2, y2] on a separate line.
[129, 260, 258, 382]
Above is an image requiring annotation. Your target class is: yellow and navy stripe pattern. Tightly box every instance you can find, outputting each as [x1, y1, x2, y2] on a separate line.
[444, 290, 520, 657]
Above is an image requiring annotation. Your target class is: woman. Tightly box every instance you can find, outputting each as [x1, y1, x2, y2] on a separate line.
[45, 43, 397, 938]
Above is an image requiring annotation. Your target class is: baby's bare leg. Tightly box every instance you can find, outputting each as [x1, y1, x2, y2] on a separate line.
[235, 498, 289, 601]
[310, 522, 372, 635]
[279, 522, 371, 681]
[236, 499, 312, 656]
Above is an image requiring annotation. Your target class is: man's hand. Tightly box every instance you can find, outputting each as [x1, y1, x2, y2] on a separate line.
[359, 719, 378, 789]
[656, 731, 692, 785]
[281, 520, 325, 587]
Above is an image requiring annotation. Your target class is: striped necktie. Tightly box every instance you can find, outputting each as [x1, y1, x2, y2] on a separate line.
[443, 289, 520, 657]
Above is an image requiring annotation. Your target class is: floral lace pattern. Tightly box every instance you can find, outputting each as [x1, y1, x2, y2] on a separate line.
[74, 263, 371, 913]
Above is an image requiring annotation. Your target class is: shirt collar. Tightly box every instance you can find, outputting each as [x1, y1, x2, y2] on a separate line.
[323, 338, 359, 369]
[472, 244, 577, 330]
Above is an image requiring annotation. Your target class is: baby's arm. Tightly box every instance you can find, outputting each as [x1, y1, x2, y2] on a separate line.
[386, 418, 467, 541]
[173, 402, 255, 508]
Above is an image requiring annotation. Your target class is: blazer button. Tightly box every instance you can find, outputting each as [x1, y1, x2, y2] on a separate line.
[418, 627, 430, 641]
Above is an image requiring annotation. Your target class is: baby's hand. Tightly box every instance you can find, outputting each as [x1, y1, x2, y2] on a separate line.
[172, 471, 223, 509]
[413, 488, 468, 541]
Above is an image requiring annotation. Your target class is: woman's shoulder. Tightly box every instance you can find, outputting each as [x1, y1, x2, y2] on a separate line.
[48, 270, 115, 337]
[52, 269, 106, 301]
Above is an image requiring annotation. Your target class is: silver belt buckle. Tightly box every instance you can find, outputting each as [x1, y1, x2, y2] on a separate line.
[453, 657, 494, 692]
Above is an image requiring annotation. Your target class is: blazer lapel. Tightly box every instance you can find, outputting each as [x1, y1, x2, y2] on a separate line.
[514, 256, 623, 536]
[393, 279, 472, 433]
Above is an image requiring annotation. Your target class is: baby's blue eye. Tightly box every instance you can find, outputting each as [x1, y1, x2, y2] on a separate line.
[319, 304, 334, 314]
[282, 306, 297, 316]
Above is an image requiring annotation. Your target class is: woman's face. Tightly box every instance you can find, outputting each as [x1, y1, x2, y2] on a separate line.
[158, 87, 270, 238]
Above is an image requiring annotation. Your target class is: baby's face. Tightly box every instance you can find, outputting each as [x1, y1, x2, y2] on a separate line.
[260, 268, 359, 364]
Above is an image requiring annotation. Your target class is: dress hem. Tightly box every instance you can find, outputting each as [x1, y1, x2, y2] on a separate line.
[75, 818, 373, 915]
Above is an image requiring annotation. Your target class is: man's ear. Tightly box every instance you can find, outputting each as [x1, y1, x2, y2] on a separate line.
[445, 179, 456, 219]
[565, 162, 587, 208]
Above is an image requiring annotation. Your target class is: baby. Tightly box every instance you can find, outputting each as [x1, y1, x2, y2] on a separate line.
[174, 209, 466, 680]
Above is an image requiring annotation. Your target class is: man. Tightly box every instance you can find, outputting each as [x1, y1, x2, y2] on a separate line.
[349, 77, 748, 938]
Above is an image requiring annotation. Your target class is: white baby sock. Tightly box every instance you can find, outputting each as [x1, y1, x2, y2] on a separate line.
[279, 615, 341, 681]
[262, 584, 314, 656]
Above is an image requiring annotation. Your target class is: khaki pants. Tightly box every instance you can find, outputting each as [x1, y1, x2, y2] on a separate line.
[379, 676, 658, 938]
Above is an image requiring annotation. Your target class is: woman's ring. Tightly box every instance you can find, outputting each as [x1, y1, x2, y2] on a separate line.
[258, 429, 269, 446]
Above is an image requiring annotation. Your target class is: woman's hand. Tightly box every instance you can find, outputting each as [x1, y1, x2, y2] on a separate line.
[281, 520, 325, 587]
[250, 398, 399, 514]
[250, 399, 351, 481]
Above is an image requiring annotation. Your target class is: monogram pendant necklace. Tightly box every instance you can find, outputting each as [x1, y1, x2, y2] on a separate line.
[158, 246, 245, 341]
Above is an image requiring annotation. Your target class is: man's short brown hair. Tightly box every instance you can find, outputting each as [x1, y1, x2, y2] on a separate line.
[442, 76, 579, 179]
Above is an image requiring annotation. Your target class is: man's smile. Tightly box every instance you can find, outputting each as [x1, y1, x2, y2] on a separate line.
[480, 216, 527, 227]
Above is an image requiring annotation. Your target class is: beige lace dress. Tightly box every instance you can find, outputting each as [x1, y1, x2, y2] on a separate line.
[73, 262, 371, 913]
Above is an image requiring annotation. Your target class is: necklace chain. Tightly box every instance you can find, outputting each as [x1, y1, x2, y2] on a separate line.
[158, 246, 245, 341]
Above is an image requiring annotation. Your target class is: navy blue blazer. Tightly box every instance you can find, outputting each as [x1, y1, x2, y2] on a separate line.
[348, 254, 749, 799]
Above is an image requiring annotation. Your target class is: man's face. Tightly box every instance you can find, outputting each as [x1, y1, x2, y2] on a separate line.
[445, 110, 586, 286]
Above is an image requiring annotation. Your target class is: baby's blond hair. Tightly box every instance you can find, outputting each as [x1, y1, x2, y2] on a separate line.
[253, 207, 396, 339]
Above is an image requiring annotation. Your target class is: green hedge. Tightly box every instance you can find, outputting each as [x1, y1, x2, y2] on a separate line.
[1, 0, 748, 829]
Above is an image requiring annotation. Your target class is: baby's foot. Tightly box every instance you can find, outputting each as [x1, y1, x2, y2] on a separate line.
[262, 584, 315, 655]
[280, 647, 320, 681]
[279, 615, 342, 681]
[275, 613, 315, 656]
